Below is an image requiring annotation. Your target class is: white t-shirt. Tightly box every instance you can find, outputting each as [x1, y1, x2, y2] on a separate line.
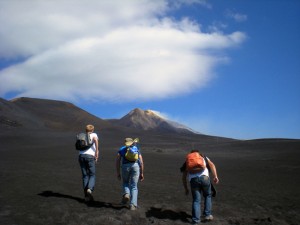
[188, 157, 209, 182]
[79, 133, 98, 157]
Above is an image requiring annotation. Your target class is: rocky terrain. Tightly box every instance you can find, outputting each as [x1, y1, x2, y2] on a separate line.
[0, 97, 299, 225]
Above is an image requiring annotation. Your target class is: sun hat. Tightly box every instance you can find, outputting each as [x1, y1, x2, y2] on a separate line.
[124, 138, 139, 147]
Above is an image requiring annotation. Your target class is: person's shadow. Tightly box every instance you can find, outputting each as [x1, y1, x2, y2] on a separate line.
[39, 191, 192, 223]
[38, 190, 126, 210]
[145, 207, 191, 223]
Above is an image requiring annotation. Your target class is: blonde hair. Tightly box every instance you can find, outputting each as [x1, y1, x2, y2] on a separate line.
[85, 124, 94, 133]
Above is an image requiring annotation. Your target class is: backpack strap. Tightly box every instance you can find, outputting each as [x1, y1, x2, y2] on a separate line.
[201, 154, 211, 172]
[86, 132, 93, 145]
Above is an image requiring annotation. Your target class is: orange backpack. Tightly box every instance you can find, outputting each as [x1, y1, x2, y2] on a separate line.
[185, 152, 206, 173]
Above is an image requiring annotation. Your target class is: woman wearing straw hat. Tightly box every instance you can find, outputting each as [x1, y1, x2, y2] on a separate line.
[116, 138, 144, 210]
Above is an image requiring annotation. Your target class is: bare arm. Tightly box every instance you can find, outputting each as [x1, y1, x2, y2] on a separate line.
[182, 171, 189, 195]
[207, 159, 219, 184]
[94, 137, 99, 162]
[116, 154, 121, 180]
[139, 155, 144, 181]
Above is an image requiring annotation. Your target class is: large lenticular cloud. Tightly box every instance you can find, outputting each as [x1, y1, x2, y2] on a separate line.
[0, 0, 246, 102]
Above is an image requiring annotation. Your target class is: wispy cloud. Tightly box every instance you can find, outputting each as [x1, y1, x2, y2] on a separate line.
[171, 0, 212, 9]
[0, 0, 246, 103]
[225, 10, 248, 22]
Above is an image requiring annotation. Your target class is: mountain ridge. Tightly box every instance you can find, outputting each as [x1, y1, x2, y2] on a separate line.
[1, 97, 198, 135]
[1, 97, 298, 142]
[0, 97, 111, 131]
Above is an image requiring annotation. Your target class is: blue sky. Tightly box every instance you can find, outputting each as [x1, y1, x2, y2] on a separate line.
[0, 0, 299, 140]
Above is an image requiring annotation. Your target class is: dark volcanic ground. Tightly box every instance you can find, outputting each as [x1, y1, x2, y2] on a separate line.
[0, 129, 300, 225]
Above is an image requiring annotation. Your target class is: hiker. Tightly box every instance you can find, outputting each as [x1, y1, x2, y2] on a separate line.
[181, 150, 219, 224]
[78, 124, 99, 202]
[116, 138, 144, 210]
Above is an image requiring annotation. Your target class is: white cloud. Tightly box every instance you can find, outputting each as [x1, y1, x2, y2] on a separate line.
[0, 0, 246, 103]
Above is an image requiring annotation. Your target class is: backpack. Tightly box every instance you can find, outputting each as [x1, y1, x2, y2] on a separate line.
[185, 152, 206, 173]
[125, 146, 139, 162]
[75, 133, 93, 150]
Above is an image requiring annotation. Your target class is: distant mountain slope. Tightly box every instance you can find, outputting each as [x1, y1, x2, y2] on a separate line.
[1, 98, 197, 135]
[0, 97, 237, 144]
[108, 108, 197, 134]
[0, 97, 110, 131]
[0, 97, 41, 128]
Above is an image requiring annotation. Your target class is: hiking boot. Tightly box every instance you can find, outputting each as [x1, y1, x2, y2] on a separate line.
[204, 215, 213, 221]
[121, 193, 130, 204]
[129, 204, 137, 211]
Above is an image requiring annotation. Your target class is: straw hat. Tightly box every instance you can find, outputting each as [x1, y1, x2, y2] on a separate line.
[124, 138, 139, 147]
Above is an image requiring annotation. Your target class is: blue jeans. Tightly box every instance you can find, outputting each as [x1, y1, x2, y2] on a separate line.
[122, 162, 140, 207]
[190, 175, 212, 223]
[78, 154, 96, 192]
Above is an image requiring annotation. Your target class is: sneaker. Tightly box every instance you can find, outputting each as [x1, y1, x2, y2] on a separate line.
[121, 193, 130, 204]
[129, 204, 137, 211]
[85, 189, 94, 202]
[87, 189, 92, 195]
[204, 215, 214, 221]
